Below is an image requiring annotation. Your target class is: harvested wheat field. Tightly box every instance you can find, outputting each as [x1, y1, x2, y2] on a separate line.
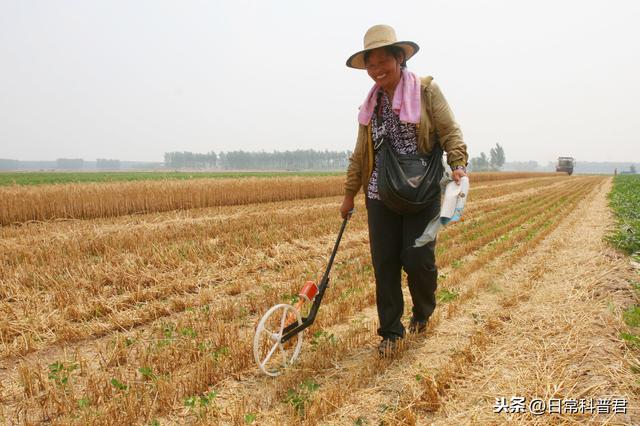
[0, 173, 638, 425]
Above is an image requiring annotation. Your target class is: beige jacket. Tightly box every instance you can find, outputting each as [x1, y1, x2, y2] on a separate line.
[344, 76, 468, 198]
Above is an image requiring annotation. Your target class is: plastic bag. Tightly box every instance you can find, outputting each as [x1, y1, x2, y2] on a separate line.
[414, 160, 469, 247]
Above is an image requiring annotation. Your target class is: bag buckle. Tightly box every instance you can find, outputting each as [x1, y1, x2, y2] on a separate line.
[420, 159, 427, 167]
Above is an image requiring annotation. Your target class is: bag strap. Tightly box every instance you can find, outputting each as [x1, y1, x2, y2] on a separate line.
[374, 77, 436, 152]
[373, 90, 385, 151]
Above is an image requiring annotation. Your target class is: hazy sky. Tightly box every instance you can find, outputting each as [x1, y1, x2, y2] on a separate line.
[1, 0, 638, 163]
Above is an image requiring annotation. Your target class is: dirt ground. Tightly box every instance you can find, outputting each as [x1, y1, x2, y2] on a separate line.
[1, 176, 638, 425]
[322, 177, 640, 425]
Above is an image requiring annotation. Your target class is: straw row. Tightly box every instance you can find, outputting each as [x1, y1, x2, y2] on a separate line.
[0, 172, 562, 225]
[0, 178, 584, 358]
[0, 177, 573, 357]
[13, 178, 600, 424]
[227, 178, 601, 424]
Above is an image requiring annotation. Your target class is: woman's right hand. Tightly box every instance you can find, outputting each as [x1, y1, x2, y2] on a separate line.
[340, 195, 355, 219]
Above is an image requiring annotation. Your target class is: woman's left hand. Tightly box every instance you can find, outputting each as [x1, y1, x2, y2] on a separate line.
[452, 168, 467, 184]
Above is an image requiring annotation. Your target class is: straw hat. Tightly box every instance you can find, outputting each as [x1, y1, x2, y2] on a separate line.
[346, 24, 419, 69]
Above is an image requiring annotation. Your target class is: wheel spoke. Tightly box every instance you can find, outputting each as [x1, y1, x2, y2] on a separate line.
[262, 326, 278, 341]
[260, 339, 281, 369]
[279, 307, 288, 331]
[254, 303, 304, 376]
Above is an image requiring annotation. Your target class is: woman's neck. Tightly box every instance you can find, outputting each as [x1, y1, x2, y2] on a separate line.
[381, 72, 402, 99]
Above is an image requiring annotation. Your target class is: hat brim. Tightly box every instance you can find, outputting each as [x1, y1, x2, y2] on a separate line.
[346, 41, 419, 70]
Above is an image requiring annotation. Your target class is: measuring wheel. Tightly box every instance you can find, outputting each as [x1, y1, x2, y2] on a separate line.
[253, 212, 353, 376]
[253, 303, 304, 377]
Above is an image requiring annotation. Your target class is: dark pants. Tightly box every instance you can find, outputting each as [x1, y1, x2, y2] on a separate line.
[366, 197, 439, 340]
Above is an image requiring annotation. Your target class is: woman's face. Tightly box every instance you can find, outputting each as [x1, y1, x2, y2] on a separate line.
[365, 48, 402, 90]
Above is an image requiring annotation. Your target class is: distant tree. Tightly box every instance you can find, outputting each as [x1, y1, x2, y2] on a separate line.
[166, 149, 351, 170]
[481, 152, 489, 169]
[469, 153, 490, 172]
[96, 158, 121, 170]
[56, 158, 84, 170]
[0, 158, 20, 170]
[489, 143, 505, 170]
[207, 151, 217, 168]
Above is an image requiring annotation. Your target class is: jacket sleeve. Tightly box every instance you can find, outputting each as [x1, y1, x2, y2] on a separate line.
[431, 82, 468, 168]
[344, 124, 366, 197]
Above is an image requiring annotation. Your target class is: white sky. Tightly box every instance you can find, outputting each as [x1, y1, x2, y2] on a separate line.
[1, 0, 638, 163]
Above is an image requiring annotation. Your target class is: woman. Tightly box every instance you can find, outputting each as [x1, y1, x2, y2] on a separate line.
[340, 24, 468, 356]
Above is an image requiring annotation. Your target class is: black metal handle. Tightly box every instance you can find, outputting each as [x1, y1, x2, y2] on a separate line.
[280, 211, 353, 343]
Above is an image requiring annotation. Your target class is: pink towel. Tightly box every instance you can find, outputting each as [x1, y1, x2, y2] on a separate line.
[357, 68, 421, 126]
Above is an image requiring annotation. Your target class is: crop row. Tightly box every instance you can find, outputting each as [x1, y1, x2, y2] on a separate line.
[168, 178, 600, 424]
[0, 177, 571, 357]
[226, 178, 601, 424]
[0, 173, 561, 225]
[7, 178, 601, 424]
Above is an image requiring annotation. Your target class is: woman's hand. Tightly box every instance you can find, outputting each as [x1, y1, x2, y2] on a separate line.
[452, 168, 467, 184]
[340, 195, 355, 219]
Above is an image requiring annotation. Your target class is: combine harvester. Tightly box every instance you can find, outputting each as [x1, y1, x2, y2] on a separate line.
[556, 156, 576, 175]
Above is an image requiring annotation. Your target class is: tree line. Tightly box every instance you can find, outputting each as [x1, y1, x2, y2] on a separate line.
[2, 144, 508, 172]
[468, 143, 505, 171]
[163, 150, 352, 170]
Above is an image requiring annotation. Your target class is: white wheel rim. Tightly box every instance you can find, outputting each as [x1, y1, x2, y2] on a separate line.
[253, 303, 304, 376]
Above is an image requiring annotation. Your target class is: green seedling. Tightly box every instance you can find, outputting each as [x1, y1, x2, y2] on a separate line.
[285, 389, 307, 416]
[285, 378, 320, 416]
[138, 366, 157, 380]
[200, 390, 217, 406]
[212, 346, 230, 362]
[184, 390, 218, 414]
[184, 396, 197, 408]
[162, 323, 175, 339]
[621, 332, 640, 348]
[211, 346, 229, 362]
[78, 397, 90, 409]
[310, 330, 336, 349]
[302, 378, 319, 392]
[48, 361, 78, 387]
[437, 288, 459, 303]
[179, 327, 198, 338]
[623, 306, 640, 327]
[607, 175, 640, 254]
[197, 340, 212, 352]
[110, 378, 129, 391]
[156, 323, 177, 347]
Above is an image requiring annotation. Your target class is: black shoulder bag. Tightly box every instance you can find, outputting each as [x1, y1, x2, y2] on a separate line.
[375, 93, 444, 215]
[376, 138, 443, 215]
